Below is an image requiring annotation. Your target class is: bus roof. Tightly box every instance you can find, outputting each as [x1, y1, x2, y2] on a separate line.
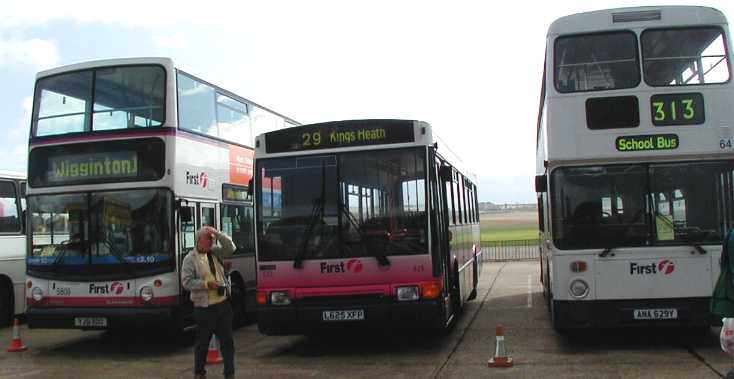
[34, 57, 299, 127]
[0, 170, 25, 180]
[548, 6, 727, 37]
[36, 57, 174, 79]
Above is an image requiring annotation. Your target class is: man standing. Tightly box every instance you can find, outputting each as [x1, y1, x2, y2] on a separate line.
[182, 226, 236, 379]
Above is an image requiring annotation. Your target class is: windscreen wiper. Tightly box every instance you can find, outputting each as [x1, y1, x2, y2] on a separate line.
[294, 197, 325, 269]
[51, 241, 73, 266]
[338, 202, 390, 267]
[599, 247, 614, 257]
[689, 242, 707, 255]
[294, 162, 328, 269]
[97, 235, 134, 268]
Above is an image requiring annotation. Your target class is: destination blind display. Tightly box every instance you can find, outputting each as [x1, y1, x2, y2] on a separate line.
[29, 138, 165, 187]
[265, 120, 416, 153]
[49, 152, 138, 183]
[223, 184, 250, 202]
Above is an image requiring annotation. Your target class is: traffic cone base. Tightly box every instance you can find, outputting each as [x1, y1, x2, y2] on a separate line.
[7, 318, 27, 352]
[206, 335, 223, 365]
[488, 356, 513, 368]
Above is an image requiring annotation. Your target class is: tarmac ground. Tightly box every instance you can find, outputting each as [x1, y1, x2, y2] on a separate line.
[1, 261, 732, 379]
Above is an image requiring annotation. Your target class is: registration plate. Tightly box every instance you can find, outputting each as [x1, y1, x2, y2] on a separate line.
[74, 317, 108, 328]
[322, 309, 365, 321]
[633, 308, 678, 320]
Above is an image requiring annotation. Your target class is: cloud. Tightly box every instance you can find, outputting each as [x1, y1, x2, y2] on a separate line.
[0, 38, 59, 70]
[153, 33, 186, 49]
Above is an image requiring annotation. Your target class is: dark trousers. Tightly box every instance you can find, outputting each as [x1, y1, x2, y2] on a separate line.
[194, 300, 235, 376]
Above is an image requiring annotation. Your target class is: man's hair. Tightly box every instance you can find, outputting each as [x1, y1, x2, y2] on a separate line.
[195, 226, 214, 245]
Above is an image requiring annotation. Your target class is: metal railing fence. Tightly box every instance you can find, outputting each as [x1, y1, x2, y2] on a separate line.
[481, 239, 540, 261]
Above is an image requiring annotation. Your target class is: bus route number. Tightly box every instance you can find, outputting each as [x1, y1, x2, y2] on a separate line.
[302, 131, 322, 148]
[650, 93, 704, 126]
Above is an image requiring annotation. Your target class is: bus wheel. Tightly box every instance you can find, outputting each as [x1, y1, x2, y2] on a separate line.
[230, 277, 247, 328]
[467, 259, 478, 301]
[0, 279, 12, 327]
[451, 264, 463, 318]
[550, 298, 565, 333]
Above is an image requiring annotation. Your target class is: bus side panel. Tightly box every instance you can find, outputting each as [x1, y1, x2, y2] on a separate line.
[0, 235, 26, 318]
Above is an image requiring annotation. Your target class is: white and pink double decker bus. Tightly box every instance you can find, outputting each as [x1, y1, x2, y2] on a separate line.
[253, 119, 481, 334]
[24, 57, 298, 331]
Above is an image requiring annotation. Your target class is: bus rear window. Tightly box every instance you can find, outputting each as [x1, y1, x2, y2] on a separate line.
[33, 65, 166, 137]
[642, 27, 730, 86]
[554, 31, 640, 93]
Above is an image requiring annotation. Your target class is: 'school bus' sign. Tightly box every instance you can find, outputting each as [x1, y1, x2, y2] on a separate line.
[265, 120, 416, 153]
[615, 134, 679, 152]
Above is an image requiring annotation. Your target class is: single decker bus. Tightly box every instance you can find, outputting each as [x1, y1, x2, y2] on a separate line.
[536, 6, 734, 330]
[25, 57, 298, 331]
[253, 119, 481, 334]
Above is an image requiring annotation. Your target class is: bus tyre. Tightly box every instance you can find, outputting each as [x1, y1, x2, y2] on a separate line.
[451, 264, 463, 318]
[230, 277, 247, 328]
[0, 280, 12, 327]
[467, 259, 478, 301]
[550, 299, 565, 333]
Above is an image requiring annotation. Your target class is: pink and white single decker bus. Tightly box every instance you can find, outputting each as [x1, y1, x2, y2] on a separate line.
[253, 119, 481, 334]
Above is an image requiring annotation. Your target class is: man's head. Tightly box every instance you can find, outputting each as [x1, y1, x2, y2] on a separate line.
[196, 226, 217, 253]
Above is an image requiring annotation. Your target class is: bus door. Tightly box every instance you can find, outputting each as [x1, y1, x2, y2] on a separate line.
[178, 202, 197, 309]
[430, 154, 452, 319]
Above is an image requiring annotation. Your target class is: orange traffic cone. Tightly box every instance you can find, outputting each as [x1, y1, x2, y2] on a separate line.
[488, 324, 513, 368]
[6, 318, 27, 352]
[206, 335, 223, 365]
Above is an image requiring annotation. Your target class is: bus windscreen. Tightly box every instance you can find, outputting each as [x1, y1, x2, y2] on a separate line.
[27, 189, 173, 278]
[551, 162, 734, 250]
[257, 147, 427, 262]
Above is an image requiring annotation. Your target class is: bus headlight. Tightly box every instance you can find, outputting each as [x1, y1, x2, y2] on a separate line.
[31, 287, 44, 302]
[140, 286, 154, 303]
[397, 286, 420, 301]
[270, 291, 291, 305]
[569, 279, 589, 298]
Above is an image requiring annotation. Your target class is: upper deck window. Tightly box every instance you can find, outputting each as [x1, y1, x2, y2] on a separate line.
[554, 31, 640, 93]
[642, 27, 730, 86]
[33, 65, 165, 137]
[177, 72, 255, 146]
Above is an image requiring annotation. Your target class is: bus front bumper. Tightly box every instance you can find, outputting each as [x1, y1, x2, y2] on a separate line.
[258, 300, 444, 335]
[26, 307, 174, 329]
[552, 297, 718, 329]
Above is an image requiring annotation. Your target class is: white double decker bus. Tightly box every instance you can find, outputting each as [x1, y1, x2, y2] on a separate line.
[536, 6, 733, 330]
[25, 57, 298, 330]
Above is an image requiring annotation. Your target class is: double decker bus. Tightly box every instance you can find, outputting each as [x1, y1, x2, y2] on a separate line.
[25, 57, 298, 330]
[536, 6, 733, 330]
[0, 171, 26, 326]
[253, 119, 481, 334]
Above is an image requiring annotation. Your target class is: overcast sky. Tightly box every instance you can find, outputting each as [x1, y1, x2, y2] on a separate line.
[2, 0, 733, 203]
